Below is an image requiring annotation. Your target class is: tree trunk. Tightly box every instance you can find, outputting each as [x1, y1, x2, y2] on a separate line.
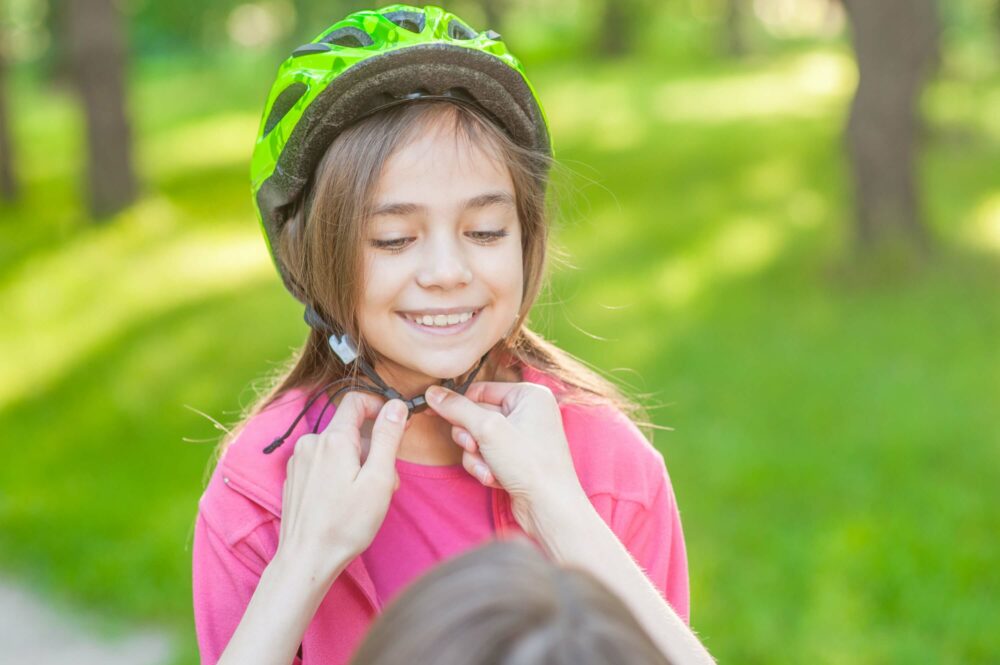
[64, 0, 137, 220]
[723, 0, 746, 58]
[0, 28, 18, 202]
[996, 0, 1000, 53]
[841, 0, 940, 257]
[599, 0, 634, 58]
[480, 0, 504, 35]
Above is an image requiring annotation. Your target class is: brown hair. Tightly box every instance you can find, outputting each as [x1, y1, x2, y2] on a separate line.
[220, 100, 656, 454]
[349, 539, 672, 665]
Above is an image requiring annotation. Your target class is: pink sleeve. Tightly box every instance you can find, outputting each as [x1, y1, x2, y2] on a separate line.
[192, 513, 304, 665]
[612, 473, 690, 624]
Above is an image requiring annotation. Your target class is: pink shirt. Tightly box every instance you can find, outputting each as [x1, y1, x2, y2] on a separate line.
[362, 460, 494, 605]
[193, 364, 689, 664]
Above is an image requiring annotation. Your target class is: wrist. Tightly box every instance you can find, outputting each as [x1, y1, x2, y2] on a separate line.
[524, 485, 596, 560]
[271, 544, 353, 591]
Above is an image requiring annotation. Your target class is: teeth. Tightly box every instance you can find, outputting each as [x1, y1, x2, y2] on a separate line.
[407, 310, 475, 327]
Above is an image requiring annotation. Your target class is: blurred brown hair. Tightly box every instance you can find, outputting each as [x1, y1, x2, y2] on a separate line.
[219, 101, 655, 456]
[350, 539, 672, 665]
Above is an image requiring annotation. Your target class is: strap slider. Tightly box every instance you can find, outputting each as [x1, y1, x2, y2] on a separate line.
[328, 334, 358, 365]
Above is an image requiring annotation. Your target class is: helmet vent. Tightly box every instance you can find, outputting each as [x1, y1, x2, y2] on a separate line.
[447, 19, 477, 40]
[322, 26, 374, 48]
[263, 82, 308, 136]
[384, 10, 425, 34]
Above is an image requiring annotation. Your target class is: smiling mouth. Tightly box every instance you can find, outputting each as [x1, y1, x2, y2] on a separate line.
[398, 308, 483, 332]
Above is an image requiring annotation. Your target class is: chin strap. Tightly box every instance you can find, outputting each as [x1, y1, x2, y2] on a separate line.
[262, 305, 494, 454]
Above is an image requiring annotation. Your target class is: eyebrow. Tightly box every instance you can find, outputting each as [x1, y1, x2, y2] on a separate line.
[371, 191, 515, 218]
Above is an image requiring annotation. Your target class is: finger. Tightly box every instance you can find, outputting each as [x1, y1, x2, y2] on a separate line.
[462, 450, 501, 488]
[462, 381, 526, 410]
[448, 404, 503, 452]
[451, 426, 478, 453]
[323, 391, 385, 439]
[425, 386, 507, 442]
[360, 399, 406, 480]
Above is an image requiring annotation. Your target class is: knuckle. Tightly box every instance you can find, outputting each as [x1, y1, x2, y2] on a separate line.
[525, 382, 552, 398]
[338, 391, 365, 415]
[478, 411, 506, 438]
[321, 423, 350, 442]
[528, 384, 556, 407]
[295, 433, 318, 452]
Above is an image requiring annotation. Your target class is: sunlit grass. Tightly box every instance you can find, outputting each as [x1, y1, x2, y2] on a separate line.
[0, 197, 273, 407]
[652, 50, 855, 123]
[142, 113, 260, 179]
[965, 191, 1000, 254]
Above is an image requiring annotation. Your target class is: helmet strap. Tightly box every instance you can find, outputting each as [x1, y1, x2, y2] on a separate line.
[307, 303, 494, 414]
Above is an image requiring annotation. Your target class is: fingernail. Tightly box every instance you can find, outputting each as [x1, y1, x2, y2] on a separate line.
[385, 401, 405, 423]
[426, 386, 446, 405]
[458, 432, 473, 448]
[474, 463, 489, 483]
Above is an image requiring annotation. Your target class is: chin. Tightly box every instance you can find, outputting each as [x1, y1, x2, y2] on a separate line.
[419, 362, 479, 381]
[411, 352, 486, 381]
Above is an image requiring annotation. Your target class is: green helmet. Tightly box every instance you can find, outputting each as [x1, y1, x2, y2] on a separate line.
[251, 4, 552, 300]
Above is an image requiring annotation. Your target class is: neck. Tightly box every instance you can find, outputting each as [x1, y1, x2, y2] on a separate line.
[398, 409, 464, 465]
[353, 351, 516, 466]
[369, 350, 499, 403]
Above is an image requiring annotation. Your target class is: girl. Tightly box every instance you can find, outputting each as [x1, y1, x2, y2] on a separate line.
[193, 5, 699, 664]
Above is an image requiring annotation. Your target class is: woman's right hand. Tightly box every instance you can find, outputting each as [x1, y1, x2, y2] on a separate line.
[275, 392, 407, 585]
[424, 382, 589, 542]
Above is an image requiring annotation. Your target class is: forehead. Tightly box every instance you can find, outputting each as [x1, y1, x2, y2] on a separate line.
[372, 121, 514, 208]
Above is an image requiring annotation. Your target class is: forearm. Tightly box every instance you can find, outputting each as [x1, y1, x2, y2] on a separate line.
[217, 550, 348, 665]
[531, 491, 715, 665]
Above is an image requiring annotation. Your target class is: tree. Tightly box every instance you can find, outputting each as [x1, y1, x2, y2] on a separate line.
[841, 0, 940, 257]
[0, 26, 17, 202]
[599, 0, 639, 58]
[64, 0, 137, 219]
[479, 0, 505, 34]
[723, 0, 747, 58]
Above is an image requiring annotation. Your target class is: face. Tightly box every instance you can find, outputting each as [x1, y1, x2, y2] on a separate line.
[356, 116, 523, 397]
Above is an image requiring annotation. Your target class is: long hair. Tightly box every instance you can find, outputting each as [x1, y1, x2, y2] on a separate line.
[349, 539, 672, 665]
[219, 100, 654, 455]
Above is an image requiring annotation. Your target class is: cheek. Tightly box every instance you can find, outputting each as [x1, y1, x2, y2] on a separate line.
[484, 244, 524, 302]
[359, 257, 403, 322]
[363, 251, 411, 292]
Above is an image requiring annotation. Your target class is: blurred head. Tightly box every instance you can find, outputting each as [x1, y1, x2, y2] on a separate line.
[276, 100, 550, 390]
[349, 540, 672, 665]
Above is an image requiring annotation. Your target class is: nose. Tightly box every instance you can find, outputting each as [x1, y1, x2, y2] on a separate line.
[415, 232, 473, 290]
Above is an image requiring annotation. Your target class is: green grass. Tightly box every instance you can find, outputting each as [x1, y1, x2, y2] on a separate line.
[1, 41, 998, 664]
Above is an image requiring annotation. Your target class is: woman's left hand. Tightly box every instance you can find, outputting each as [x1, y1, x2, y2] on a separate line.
[424, 382, 588, 539]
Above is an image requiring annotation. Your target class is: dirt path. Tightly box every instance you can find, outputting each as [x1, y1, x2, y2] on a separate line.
[0, 579, 174, 664]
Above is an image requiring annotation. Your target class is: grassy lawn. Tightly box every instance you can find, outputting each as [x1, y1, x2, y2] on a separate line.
[1, 43, 998, 664]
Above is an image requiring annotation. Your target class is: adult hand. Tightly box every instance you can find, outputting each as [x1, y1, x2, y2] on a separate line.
[424, 382, 587, 539]
[277, 393, 406, 584]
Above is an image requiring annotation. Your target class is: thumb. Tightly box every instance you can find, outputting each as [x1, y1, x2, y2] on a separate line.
[425, 386, 501, 443]
[360, 399, 406, 482]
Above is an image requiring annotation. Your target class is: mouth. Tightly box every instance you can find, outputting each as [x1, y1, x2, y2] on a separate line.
[397, 307, 483, 336]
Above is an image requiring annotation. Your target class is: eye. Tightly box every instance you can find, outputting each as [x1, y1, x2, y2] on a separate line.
[467, 230, 509, 243]
[370, 237, 413, 253]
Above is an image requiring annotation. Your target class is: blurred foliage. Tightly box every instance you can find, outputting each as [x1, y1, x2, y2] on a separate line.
[1, 2, 999, 665]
